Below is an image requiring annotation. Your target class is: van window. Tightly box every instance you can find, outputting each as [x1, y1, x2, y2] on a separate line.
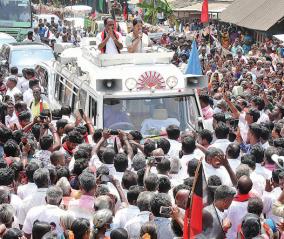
[71, 87, 78, 112]
[78, 89, 87, 109]
[89, 96, 97, 125]
[63, 80, 73, 106]
[55, 75, 64, 102]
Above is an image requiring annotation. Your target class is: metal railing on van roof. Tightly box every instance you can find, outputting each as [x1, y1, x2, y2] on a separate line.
[81, 46, 175, 67]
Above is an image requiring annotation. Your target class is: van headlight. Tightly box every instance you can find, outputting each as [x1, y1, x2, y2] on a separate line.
[166, 76, 178, 88]
[125, 78, 137, 90]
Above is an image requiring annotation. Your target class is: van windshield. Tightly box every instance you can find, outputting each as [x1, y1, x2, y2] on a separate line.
[103, 95, 199, 135]
[11, 48, 55, 67]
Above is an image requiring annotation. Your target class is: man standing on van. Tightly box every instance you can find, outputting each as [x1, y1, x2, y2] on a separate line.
[97, 17, 123, 54]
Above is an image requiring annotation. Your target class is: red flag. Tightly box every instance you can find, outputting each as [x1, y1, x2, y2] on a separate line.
[183, 162, 203, 239]
[201, 0, 209, 23]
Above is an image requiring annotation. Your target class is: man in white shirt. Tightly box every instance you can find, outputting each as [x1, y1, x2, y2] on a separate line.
[166, 125, 182, 159]
[97, 17, 123, 54]
[23, 31, 35, 42]
[17, 162, 39, 200]
[203, 147, 235, 187]
[18, 168, 50, 226]
[5, 102, 19, 128]
[18, 69, 35, 95]
[250, 96, 269, 124]
[113, 186, 140, 229]
[179, 136, 204, 180]
[23, 78, 40, 106]
[250, 144, 272, 180]
[208, 122, 231, 154]
[124, 191, 154, 238]
[68, 172, 96, 222]
[262, 169, 283, 224]
[23, 186, 66, 238]
[226, 176, 253, 239]
[226, 143, 241, 172]
[6, 76, 21, 103]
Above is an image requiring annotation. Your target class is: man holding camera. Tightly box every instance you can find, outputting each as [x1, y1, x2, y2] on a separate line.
[97, 17, 123, 55]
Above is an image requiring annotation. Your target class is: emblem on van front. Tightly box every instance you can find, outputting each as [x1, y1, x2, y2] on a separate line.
[137, 71, 166, 90]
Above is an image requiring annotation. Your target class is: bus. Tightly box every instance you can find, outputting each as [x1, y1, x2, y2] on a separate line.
[0, 0, 32, 41]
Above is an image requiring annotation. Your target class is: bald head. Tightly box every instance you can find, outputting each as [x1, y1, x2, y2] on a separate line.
[175, 189, 190, 209]
[237, 175, 252, 195]
[64, 123, 75, 134]
[152, 148, 164, 157]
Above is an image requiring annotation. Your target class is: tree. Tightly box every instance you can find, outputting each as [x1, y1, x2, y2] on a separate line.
[138, 0, 175, 25]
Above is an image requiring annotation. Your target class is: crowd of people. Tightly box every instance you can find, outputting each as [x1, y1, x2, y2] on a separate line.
[2, 10, 284, 239]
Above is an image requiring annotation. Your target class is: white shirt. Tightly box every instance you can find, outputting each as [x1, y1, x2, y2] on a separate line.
[113, 205, 140, 229]
[179, 150, 204, 180]
[23, 88, 34, 106]
[105, 163, 116, 176]
[68, 195, 95, 222]
[257, 110, 269, 124]
[124, 211, 150, 239]
[18, 188, 48, 225]
[208, 138, 231, 154]
[6, 87, 21, 102]
[262, 141, 270, 150]
[114, 171, 124, 182]
[228, 158, 241, 173]
[88, 154, 103, 170]
[11, 194, 23, 220]
[125, 32, 150, 53]
[17, 182, 37, 200]
[203, 161, 232, 186]
[5, 112, 19, 128]
[17, 77, 29, 93]
[23, 204, 66, 235]
[238, 113, 249, 143]
[226, 200, 248, 239]
[263, 187, 282, 224]
[255, 163, 272, 180]
[167, 139, 181, 159]
[250, 171, 266, 196]
[96, 31, 122, 54]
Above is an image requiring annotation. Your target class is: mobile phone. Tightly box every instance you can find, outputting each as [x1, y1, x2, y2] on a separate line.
[101, 175, 111, 183]
[79, 109, 84, 118]
[160, 206, 171, 217]
[147, 156, 156, 164]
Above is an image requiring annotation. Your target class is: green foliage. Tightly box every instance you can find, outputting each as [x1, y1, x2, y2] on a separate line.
[137, 0, 174, 25]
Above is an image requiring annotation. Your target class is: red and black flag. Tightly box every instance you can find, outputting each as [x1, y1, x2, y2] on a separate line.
[183, 161, 225, 239]
[184, 162, 203, 238]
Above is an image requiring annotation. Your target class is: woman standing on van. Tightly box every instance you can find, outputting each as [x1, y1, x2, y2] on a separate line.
[125, 19, 150, 53]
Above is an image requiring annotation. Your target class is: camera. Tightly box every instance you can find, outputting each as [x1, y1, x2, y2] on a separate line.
[109, 129, 119, 135]
[160, 206, 171, 217]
